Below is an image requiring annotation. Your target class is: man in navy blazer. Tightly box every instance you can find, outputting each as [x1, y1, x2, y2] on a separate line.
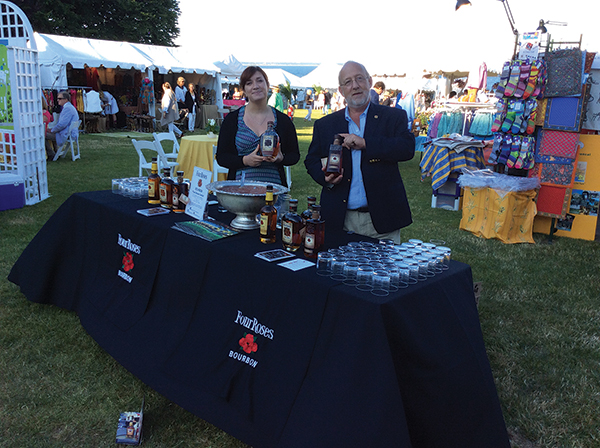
[304, 61, 415, 242]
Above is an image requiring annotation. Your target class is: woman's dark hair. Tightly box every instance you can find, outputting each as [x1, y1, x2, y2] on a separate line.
[239, 66, 269, 90]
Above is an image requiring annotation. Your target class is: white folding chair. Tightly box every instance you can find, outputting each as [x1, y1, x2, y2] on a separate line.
[53, 119, 81, 161]
[212, 145, 228, 182]
[131, 139, 155, 176]
[152, 131, 179, 160]
[151, 139, 179, 174]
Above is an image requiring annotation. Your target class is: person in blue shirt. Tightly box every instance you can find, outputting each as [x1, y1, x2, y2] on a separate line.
[305, 62, 415, 242]
[370, 81, 385, 104]
[45, 91, 79, 160]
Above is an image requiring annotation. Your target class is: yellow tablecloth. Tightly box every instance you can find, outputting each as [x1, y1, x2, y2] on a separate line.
[460, 186, 537, 244]
[175, 135, 225, 180]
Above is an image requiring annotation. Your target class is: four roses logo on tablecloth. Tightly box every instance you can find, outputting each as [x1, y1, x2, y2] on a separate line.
[122, 252, 134, 272]
[239, 333, 258, 354]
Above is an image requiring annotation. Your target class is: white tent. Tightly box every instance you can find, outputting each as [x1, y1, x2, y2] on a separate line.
[213, 54, 245, 77]
[35, 33, 222, 89]
[263, 68, 305, 88]
[35, 33, 152, 89]
[301, 62, 343, 89]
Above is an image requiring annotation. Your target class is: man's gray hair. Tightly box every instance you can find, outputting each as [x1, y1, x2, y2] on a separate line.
[338, 61, 370, 85]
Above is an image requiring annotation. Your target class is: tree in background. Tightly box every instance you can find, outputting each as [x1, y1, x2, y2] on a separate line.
[19, 0, 181, 46]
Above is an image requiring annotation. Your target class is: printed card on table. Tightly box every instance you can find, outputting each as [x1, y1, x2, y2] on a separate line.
[185, 166, 212, 221]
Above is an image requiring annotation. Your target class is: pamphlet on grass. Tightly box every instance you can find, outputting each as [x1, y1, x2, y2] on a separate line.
[172, 216, 240, 242]
[115, 398, 144, 445]
[254, 249, 295, 263]
[137, 207, 170, 217]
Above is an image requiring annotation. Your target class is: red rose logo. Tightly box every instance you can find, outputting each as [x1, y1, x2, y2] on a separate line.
[198, 179, 203, 188]
[239, 333, 258, 354]
[122, 252, 134, 272]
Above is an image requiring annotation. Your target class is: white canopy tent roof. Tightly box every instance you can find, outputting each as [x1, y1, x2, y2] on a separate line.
[213, 54, 246, 77]
[35, 33, 222, 90]
[301, 62, 343, 89]
[263, 68, 305, 89]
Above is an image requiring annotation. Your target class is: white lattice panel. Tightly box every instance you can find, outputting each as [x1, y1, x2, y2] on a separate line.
[0, 1, 48, 205]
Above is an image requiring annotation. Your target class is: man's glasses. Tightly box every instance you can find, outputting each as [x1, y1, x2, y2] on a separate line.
[340, 76, 368, 88]
[57, 97, 66, 101]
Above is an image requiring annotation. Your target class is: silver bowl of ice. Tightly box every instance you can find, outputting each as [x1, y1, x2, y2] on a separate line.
[206, 180, 288, 230]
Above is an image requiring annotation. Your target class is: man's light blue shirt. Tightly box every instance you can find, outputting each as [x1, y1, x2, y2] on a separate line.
[345, 103, 370, 210]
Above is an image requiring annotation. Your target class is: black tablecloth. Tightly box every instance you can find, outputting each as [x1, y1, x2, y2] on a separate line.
[9, 191, 510, 448]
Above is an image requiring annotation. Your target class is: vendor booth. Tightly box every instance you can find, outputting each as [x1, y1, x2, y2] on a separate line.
[34, 33, 225, 132]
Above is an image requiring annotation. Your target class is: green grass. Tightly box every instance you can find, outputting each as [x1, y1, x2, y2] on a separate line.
[1, 110, 600, 447]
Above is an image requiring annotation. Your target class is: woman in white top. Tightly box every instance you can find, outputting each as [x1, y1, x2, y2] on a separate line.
[160, 82, 182, 137]
[100, 89, 119, 128]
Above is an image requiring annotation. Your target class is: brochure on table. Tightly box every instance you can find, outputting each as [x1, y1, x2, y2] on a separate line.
[185, 166, 212, 221]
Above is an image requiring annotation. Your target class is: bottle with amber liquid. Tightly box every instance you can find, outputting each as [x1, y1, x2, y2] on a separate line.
[282, 199, 303, 252]
[159, 168, 174, 209]
[304, 204, 324, 258]
[148, 157, 161, 204]
[259, 121, 279, 157]
[300, 196, 316, 239]
[172, 171, 187, 213]
[325, 134, 343, 175]
[260, 185, 277, 244]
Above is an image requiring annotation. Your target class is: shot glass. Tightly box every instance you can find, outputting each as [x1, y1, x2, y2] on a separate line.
[111, 179, 122, 194]
[316, 252, 334, 276]
[356, 264, 374, 292]
[437, 246, 452, 270]
[405, 260, 420, 284]
[330, 256, 347, 281]
[371, 270, 390, 297]
[342, 260, 360, 286]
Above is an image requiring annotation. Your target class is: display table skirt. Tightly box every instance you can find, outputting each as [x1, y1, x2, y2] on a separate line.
[460, 186, 538, 244]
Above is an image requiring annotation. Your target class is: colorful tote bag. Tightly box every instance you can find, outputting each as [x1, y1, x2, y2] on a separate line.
[544, 48, 583, 98]
[538, 129, 580, 159]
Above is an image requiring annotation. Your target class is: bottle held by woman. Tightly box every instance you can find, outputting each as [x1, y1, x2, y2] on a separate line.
[215, 66, 300, 188]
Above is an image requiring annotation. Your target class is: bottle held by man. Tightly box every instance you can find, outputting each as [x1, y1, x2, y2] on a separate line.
[325, 134, 344, 175]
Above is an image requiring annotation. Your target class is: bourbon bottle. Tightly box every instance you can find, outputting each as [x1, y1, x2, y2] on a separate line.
[282, 199, 302, 252]
[259, 121, 279, 157]
[260, 185, 277, 244]
[148, 157, 161, 204]
[300, 196, 316, 239]
[172, 171, 187, 213]
[304, 205, 324, 258]
[325, 134, 343, 175]
[159, 168, 174, 209]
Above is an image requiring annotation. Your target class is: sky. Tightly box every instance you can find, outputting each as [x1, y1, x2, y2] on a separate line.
[176, 0, 599, 76]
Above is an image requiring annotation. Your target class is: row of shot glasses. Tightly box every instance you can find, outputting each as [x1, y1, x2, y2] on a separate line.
[316, 239, 451, 297]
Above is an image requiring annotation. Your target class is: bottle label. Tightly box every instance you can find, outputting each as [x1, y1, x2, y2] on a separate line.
[159, 185, 167, 201]
[172, 194, 179, 206]
[282, 221, 293, 244]
[260, 215, 269, 235]
[179, 194, 189, 205]
[305, 233, 315, 250]
[148, 182, 155, 197]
